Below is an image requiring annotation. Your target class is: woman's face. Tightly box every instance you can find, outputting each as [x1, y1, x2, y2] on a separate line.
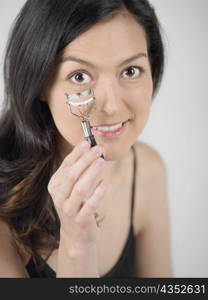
[45, 11, 153, 161]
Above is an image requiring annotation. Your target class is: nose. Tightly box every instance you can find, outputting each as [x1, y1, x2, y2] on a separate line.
[94, 79, 124, 116]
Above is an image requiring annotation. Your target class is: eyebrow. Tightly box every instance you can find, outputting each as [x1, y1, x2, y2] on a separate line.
[59, 52, 148, 68]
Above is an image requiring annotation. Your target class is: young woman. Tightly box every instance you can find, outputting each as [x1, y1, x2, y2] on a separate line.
[0, 0, 172, 278]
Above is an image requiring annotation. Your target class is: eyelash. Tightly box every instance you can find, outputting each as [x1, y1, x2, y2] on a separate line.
[67, 66, 145, 85]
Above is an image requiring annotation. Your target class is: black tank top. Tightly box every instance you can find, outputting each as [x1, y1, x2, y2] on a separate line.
[25, 145, 138, 278]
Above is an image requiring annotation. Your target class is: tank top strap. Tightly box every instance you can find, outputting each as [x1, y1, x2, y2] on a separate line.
[130, 144, 137, 225]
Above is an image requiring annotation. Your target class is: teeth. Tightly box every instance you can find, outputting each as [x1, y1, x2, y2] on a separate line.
[94, 122, 123, 132]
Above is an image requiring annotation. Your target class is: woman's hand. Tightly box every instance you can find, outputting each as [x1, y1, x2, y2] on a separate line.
[47, 140, 107, 256]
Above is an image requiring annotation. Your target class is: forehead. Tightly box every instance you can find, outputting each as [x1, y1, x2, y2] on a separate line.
[60, 11, 148, 66]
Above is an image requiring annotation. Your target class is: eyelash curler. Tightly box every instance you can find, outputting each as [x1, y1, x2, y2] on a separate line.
[65, 88, 106, 227]
[65, 88, 104, 159]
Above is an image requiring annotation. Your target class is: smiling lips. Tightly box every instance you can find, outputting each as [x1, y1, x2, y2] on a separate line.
[91, 119, 129, 137]
[92, 119, 129, 129]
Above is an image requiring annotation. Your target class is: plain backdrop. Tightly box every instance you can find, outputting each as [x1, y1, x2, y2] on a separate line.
[0, 1, 208, 277]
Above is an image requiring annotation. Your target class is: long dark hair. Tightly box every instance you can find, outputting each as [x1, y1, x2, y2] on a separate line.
[0, 0, 165, 271]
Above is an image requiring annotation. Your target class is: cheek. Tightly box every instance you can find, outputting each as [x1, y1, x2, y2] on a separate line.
[127, 77, 153, 136]
[128, 77, 153, 115]
[46, 86, 83, 145]
[48, 87, 70, 125]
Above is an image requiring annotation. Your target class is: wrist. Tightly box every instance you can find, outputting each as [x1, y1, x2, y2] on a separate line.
[59, 228, 97, 258]
[56, 234, 99, 278]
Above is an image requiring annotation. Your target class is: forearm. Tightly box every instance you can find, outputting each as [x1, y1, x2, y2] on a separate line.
[56, 236, 99, 278]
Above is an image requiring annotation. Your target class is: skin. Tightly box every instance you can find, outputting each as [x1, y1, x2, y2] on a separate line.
[44, 10, 153, 183]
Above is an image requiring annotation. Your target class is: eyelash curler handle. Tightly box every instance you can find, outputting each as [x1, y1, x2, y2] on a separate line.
[85, 135, 105, 159]
[81, 120, 105, 159]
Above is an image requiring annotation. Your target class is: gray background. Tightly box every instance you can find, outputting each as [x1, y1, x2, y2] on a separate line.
[0, 1, 208, 277]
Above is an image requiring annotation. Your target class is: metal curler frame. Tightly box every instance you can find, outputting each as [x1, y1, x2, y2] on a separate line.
[65, 88, 104, 158]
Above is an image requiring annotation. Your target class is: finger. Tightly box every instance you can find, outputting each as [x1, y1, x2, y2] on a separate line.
[48, 140, 90, 208]
[62, 157, 105, 216]
[48, 140, 90, 192]
[75, 180, 107, 225]
[53, 145, 104, 209]
[62, 140, 91, 169]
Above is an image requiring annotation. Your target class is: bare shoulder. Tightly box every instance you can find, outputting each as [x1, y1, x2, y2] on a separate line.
[131, 142, 172, 277]
[0, 219, 30, 277]
[133, 140, 167, 180]
[132, 141, 168, 234]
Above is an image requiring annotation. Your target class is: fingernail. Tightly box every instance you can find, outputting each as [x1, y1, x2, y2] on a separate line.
[92, 145, 102, 155]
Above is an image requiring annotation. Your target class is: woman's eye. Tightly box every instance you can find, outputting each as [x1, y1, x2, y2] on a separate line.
[69, 71, 91, 85]
[122, 66, 144, 79]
